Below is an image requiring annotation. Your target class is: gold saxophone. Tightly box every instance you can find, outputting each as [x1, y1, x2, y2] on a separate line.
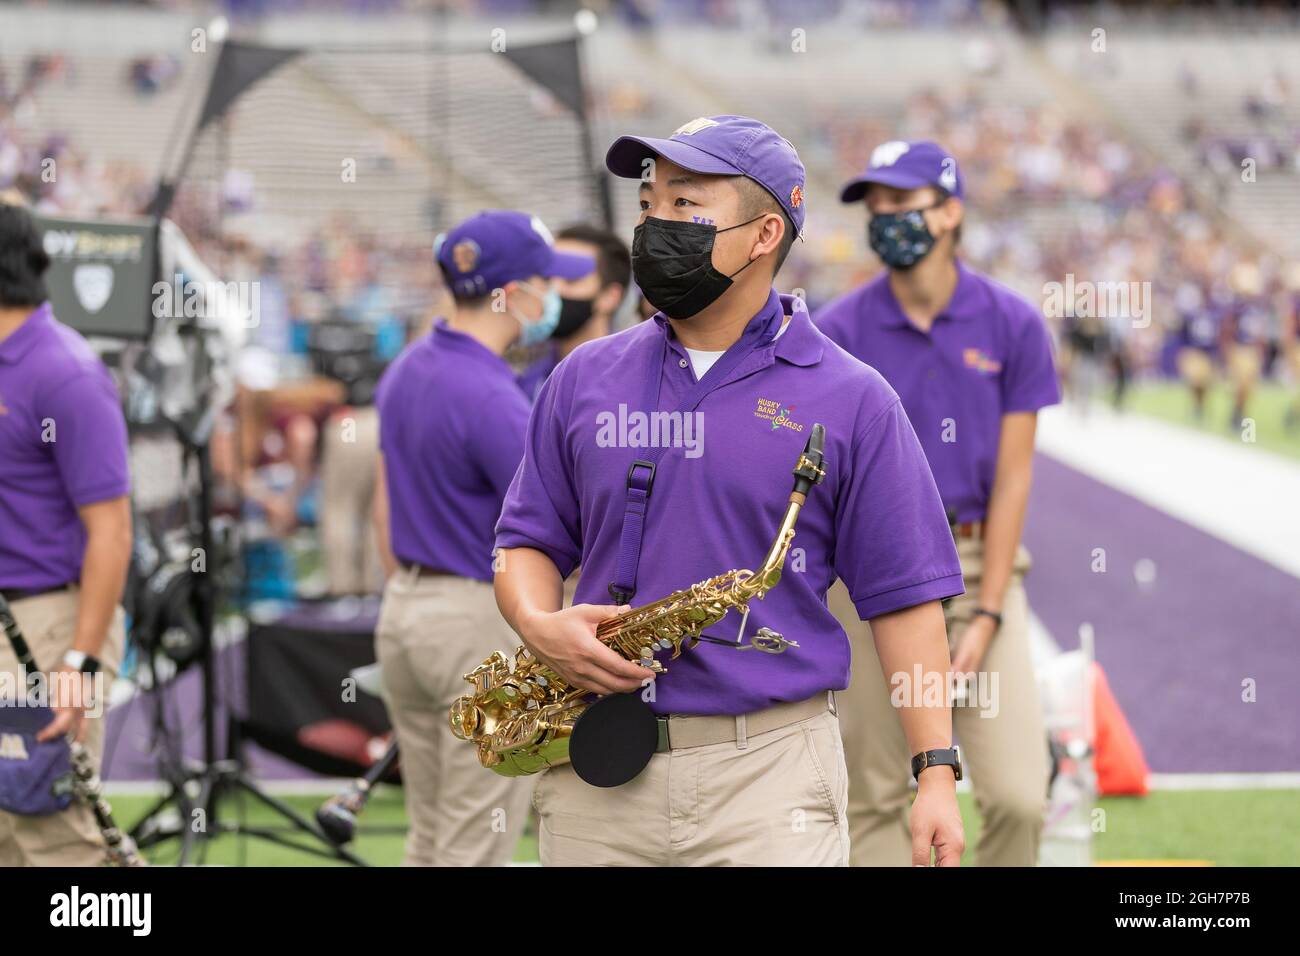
[450, 424, 826, 777]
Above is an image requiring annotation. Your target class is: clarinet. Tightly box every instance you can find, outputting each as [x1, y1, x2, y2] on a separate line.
[0, 594, 145, 867]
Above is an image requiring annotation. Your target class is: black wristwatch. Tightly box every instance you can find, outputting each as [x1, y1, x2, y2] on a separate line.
[912, 746, 963, 782]
[972, 608, 1003, 629]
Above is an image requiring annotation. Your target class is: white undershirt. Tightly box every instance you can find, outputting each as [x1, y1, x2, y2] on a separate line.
[684, 315, 791, 379]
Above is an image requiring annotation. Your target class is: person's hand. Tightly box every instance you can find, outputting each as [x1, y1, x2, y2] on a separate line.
[910, 766, 965, 866]
[36, 665, 89, 744]
[950, 613, 997, 676]
[519, 603, 656, 696]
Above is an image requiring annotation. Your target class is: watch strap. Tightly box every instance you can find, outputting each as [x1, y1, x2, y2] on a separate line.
[911, 746, 963, 781]
[61, 649, 101, 674]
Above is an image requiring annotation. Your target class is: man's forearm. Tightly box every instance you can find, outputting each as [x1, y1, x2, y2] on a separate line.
[978, 412, 1037, 613]
[372, 454, 397, 578]
[73, 512, 132, 659]
[494, 547, 564, 639]
[870, 599, 953, 757]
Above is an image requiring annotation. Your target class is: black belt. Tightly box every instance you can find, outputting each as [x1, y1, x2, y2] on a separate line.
[406, 563, 454, 579]
[0, 582, 75, 602]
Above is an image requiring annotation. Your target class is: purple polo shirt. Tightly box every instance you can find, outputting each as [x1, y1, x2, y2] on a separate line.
[516, 342, 559, 403]
[495, 288, 963, 716]
[0, 303, 130, 590]
[816, 262, 1060, 523]
[376, 320, 530, 583]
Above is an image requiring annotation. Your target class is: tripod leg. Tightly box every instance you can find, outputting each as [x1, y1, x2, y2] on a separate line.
[231, 775, 367, 866]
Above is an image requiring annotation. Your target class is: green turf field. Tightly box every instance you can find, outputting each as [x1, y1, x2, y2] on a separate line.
[107, 786, 1299, 866]
[1123, 381, 1300, 462]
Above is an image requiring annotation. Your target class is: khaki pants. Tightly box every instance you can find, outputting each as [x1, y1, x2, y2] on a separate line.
[0, 589, 125, 867]
[1176, 348, 1214, 390]
[375, 568, 531, 866]
[319, 406, 383, 596]
[1226, 344, 1262, 392]
[829, 538, 1048, 867]
[533, 701, 849, 866]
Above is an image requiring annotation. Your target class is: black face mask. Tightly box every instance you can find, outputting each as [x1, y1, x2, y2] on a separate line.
[553, 295, 594, 339]
[631, 215, 761, 319]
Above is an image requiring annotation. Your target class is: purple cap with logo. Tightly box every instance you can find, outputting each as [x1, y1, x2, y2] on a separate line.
[839, 140, 964, 203]
[605, 115, 807, 237]
[434, 210, 594, 298]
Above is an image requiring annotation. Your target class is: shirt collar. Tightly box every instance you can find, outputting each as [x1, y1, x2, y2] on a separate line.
[875, 259, 978, 330]
[0, 302, 53, 364]
[651, 288, 822, 366]
[774, 293, 825, 367]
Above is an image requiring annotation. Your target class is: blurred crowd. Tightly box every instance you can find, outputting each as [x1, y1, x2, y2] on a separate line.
[796, 88, 1300, 417]
[3, 21, 1300, 597]
[0, 55, 155, 216]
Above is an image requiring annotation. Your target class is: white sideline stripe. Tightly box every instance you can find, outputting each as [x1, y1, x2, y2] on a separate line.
[1147, 773, 1300, 791]
[106, 772, 1299, 798]
[105, 778, 365, 797]
[1036, 403, 1300, 581]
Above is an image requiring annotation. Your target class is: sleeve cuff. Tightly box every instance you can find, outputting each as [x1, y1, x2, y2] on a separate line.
[71, 481, 131, 508]
[852, 572, 966, 621]
[1003, 395, 1060, 413]
[493, 531, 580, 581]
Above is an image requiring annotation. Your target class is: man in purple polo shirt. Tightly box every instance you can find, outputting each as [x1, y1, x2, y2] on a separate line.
[816, 140, 1061, 866]
[371, 210, 592, 866]
[493, 116, 968, 867]
[0, 198, 132, 866]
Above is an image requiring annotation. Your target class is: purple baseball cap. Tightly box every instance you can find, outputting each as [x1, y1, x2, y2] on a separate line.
[605, 115, 806, 237]
[839, 140, 964, 204]
[434, 210, 594, 298]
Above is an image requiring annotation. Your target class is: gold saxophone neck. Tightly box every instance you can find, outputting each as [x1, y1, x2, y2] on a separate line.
[750, 423, 827, 594]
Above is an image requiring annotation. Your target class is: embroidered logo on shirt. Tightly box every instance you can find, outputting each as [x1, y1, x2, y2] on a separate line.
[963, 348, 1003, 375]
[754, 397, 805, 432]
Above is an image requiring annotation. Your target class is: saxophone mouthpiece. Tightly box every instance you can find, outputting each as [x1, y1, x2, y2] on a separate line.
[791, 423, 826, 497]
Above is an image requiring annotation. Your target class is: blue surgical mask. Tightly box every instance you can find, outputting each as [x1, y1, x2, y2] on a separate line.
[867, 201, 945, 270]
[512, 282, 562, 346]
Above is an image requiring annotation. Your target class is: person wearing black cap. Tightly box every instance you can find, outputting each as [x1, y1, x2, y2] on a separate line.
[817, 141, 1061, 867]
[372, 210, 592, 866]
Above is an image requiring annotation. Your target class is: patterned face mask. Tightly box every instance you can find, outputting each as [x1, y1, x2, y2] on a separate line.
[867, 201, 946, 270]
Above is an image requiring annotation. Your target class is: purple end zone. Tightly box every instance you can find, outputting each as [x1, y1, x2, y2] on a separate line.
[1024, 453, 1300, 774]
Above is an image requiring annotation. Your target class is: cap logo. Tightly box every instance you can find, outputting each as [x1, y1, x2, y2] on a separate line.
[528, 214, 555, 245]
[870, 140, 910, 168]
[673, 117, 720, 137]
[451, 239, 480, 274]
[789, 184, 804, 208]
[939, 159, 959, 192]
